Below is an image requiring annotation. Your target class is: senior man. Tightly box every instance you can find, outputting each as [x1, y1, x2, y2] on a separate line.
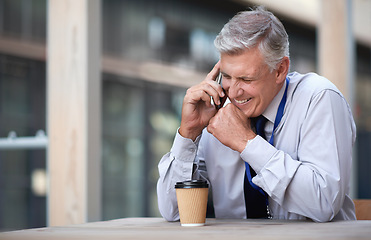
[157, 7, 356, 222]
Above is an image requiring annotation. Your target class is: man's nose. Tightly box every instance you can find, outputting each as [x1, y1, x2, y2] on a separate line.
[226, 79, 243, 98]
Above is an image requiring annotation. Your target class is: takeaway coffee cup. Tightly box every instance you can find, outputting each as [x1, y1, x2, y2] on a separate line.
[175, 180, 209, 227]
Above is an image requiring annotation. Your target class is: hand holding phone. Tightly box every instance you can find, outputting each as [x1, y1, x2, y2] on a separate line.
[179, 62, 224, 141]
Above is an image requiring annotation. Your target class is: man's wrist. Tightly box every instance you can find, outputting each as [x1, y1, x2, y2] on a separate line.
[236, 132, 257, 153]
[246, 135, 257, 146]
[178, 127, 202, 142]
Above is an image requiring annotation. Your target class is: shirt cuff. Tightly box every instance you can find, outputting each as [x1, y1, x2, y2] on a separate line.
[171, 129, 201, 162]
[240, 135, 277, 173]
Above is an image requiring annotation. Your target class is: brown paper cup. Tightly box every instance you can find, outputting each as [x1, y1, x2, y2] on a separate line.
[175, 180, 209, 227]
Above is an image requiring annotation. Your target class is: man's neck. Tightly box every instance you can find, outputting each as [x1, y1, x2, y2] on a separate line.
[262, 80, 287, 124]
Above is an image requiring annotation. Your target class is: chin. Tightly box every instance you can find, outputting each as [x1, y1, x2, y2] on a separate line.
[246, 110, 261, 118]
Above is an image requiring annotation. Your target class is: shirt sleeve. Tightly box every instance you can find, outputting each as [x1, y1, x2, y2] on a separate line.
[241, 89, 356, 222]
[156, 130, 200, 221]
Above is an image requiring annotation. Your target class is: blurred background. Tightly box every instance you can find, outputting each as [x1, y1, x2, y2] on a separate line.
[0, 0, 370, 231]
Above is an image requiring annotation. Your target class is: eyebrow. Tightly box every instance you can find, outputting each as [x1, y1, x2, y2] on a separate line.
[220, 72, 229, 77]
[221, 71, 257, 80]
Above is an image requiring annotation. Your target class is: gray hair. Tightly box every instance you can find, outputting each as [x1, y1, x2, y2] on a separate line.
[214, 6, 290, 71]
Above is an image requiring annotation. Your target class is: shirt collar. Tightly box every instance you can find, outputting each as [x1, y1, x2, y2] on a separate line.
[262, 80, 287, 124]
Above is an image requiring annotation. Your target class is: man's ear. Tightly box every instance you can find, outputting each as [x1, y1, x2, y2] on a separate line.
[275, 57, 290, 84]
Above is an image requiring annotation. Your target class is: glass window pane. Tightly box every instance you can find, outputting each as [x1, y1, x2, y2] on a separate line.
[102, 74, 184, 219]
[0, 54, 46, 231]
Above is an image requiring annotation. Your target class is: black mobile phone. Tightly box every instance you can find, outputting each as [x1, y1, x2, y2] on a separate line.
[215, 72, 227, 110]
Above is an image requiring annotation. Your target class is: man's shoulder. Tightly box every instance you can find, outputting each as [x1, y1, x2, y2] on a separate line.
[288, 72, 342, 98]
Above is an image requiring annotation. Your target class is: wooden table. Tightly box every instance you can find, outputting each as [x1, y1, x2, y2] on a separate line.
[2, 218, 371, 240]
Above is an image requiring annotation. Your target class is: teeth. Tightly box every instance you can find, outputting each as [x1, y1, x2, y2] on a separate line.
[235, 98, 250, 104]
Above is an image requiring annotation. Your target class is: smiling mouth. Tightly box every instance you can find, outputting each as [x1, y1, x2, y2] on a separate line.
[234, 98, 252, 104]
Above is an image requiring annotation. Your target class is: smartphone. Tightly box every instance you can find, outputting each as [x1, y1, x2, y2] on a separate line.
[215, 72, 227, 110]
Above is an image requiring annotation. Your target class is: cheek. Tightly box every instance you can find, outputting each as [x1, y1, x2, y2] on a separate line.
[249, 86, 266, 110]
[255, 87, 269, 105]
[255, 87, 276, 112]
[244, 84, 259, 98]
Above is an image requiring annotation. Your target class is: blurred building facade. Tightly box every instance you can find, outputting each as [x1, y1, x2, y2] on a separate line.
[0, 0, 370, 230]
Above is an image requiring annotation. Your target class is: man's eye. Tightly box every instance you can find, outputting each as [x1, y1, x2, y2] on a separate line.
[242, 78, 253, 82]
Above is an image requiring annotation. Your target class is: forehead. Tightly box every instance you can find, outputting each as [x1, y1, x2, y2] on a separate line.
[220, 48, 267, 77]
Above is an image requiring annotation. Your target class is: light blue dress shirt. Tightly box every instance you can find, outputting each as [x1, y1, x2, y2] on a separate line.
[157, 72, 357, 222]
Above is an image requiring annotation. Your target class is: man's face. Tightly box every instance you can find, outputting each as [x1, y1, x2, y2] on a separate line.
[220, 47, 283, 118]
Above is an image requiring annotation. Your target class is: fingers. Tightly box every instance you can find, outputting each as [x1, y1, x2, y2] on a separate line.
[207, 60, 221, 81]
[185, 86, 214, 107]
[207, 104, 256, 152]
[212, 103, 248, 126]
[184, 61, 225, 107]
[205, 81, 224, 105]
[186, 81, 224, 107]
[205, 62, 226, 104]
